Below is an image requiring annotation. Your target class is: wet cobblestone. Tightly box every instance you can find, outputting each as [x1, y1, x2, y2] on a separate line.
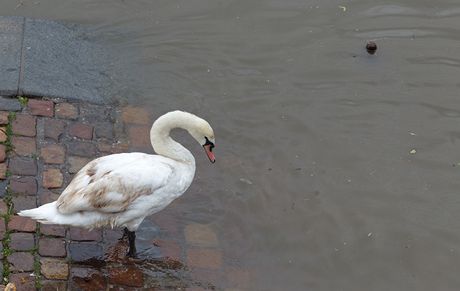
[0, 97, 242, 290]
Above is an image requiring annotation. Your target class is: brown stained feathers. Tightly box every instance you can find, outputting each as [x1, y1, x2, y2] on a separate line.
[86, 166, 97, 177]
[56, 160, 154, 214]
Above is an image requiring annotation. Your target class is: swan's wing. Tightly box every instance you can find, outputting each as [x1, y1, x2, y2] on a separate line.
[56, 153, 173, 214]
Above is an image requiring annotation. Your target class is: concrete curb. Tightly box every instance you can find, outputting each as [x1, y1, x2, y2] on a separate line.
[0, 16, 113, 104]
[0, 16, 23, 96]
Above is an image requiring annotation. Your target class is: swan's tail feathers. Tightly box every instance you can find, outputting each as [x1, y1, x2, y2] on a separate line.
[18, 202, 60, 224]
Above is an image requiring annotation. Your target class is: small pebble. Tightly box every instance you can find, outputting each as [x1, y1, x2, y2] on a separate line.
[366, 41, 377, 55]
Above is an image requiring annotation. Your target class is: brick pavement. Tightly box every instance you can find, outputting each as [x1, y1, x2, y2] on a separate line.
[0, 96, 248, 290]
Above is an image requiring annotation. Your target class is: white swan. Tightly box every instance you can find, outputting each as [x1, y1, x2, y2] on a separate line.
[19, 110, 216, 257]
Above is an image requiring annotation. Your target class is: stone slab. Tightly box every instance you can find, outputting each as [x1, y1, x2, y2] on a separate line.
[0, 96, 21, 111]
[20, 18, 110, 104]
[0, 16, 23, 96]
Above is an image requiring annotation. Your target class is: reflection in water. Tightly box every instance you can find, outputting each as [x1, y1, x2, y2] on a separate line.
[71, 227, 216, 290]
[3, 0, 460, 290]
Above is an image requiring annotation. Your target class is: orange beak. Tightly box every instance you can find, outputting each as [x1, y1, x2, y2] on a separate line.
[203, 144, 216, 163]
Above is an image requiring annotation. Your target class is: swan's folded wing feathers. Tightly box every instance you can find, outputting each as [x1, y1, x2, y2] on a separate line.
[56, 156, 173, 214]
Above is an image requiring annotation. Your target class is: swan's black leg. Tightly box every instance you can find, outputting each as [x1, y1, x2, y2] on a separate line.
[123, 227, 137, 258]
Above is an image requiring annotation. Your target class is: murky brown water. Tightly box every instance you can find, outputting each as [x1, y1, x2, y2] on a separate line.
[4, 0, 460, 290]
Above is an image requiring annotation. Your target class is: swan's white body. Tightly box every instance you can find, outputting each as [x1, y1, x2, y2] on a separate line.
[19, 110, 215, 231]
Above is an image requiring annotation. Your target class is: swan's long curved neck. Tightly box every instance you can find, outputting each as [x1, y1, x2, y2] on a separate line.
[150, 111, 197, 164]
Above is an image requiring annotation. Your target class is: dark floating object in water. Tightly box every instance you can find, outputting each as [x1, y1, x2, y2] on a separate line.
[366, 41, 377, 55]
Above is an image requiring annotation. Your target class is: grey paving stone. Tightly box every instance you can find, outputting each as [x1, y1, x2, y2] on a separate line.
[20, 18, 111, 104]
[0, 16, 23, 96]
[0, 96, 21, 111]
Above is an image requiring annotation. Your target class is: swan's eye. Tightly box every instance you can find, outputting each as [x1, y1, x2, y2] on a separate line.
[204, 136, 215, 151]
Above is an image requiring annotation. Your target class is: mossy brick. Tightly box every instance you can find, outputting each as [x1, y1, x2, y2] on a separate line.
[12, 136, 36, 156]
[12, 114, 36, 137]
[8, 252, 35, 272]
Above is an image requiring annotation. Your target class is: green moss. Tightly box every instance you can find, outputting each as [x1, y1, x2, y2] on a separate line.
[0, 112, 15, 154]
[34, 258, 42, 289]
[17, 96, 28, 107]
[1, 188, 13, 283]
[1, 112, 15, 283]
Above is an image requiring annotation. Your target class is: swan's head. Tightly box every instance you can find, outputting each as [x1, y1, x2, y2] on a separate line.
[189, 119, 216, 163]
[151, 110, 216, 163]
